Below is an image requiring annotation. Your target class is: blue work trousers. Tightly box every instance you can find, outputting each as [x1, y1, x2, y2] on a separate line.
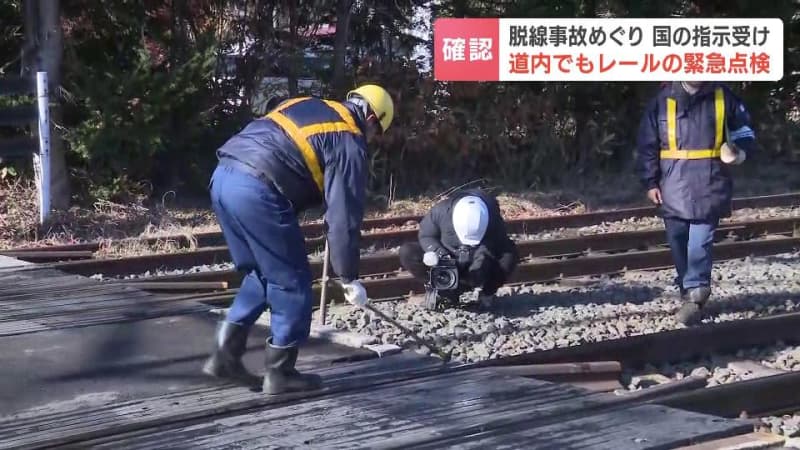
[663, 217, 719, 292]
[209, 163, 313, 347]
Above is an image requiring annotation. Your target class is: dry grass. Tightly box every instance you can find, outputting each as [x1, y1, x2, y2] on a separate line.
[0, 178, 220, 254]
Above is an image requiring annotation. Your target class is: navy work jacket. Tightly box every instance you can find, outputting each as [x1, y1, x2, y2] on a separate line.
[216, 97, 369, 283]
[636, 82, 756, 220]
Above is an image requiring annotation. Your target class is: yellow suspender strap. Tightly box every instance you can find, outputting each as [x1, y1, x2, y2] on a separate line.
[660, 88, 726, 160]
[265, 99, 362, 194]
[267, 110, 326, 194]
[272, 97, 311, 113]
[323, 100, 361, 134]
[666, 97, 678, 151]
[714, 87, 724, 149]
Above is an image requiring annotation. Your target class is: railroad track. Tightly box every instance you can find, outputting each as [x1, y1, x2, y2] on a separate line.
[4, 192, 800, 263]
[0, 193, 795, 321]
[27, 215, 797, 303]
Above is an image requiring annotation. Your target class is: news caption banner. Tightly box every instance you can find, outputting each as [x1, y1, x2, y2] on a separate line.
[433, 18, 783, 81]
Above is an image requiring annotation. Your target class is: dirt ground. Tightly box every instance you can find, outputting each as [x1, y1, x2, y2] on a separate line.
[1, 160, 798, 254]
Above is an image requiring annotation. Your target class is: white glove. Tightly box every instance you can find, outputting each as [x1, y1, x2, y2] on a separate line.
[423, 251, 439, 267]
[341, 280, 368, 307]
[721, 143, 746, 165]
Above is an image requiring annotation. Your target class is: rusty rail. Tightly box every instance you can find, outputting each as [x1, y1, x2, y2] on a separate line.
[121, 233, 800, 303]
[6, 192, 799, 260]
[31, 216, 800, 281]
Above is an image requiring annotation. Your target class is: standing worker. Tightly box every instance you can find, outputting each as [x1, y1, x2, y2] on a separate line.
[202, 85, 394, 394]
[636, 81, 756, 325]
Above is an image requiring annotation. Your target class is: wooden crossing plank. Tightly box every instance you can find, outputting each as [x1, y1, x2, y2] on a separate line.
[0, 288, 173, 322]
[23, 369, 596, 449]
[0, 319, 49, 335]
[441, 404, 753, 450]
[0, 300, 214, 337]
[0, 352, 447, 449]
[69, 370, 749, 450]
[0, 266, 216, 336]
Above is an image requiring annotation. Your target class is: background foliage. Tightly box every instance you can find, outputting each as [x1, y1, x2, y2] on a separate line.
[0, 0, 798, 204]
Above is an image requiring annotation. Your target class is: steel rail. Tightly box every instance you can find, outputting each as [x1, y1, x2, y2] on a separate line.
[121, 233, 800, 304]
[6, 192, 798, 259]
[32, 216, 800, 280]
[0, 250, 94, 261]
[657, 371, 800, 418]
[476, 310, 800, 371]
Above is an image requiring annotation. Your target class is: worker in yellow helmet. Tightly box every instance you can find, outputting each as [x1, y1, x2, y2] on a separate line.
[203, 84, 394, 395]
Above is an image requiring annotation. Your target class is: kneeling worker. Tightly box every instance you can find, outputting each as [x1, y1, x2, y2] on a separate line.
[203, 85, 394, 394]
[399, 189, 518, 310]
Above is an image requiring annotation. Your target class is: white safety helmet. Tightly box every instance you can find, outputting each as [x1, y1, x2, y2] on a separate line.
[452, 195, 489, 246]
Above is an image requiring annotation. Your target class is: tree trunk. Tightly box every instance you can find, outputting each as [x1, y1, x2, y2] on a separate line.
[39, 0, 68, 209]
[21, 0, 38, 74]
[572, 0, 597, 172]
[331, 0, 353, 96]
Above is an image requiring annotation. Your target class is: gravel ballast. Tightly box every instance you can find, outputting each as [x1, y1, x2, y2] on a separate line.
[325, 252, 800, 365]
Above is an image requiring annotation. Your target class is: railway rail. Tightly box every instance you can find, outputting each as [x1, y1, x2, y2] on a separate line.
[3, 191, 799, 262]
[33, 216, 798, 304]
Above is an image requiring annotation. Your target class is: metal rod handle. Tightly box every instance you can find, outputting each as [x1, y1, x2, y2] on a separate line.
[318, 238, 330, 325]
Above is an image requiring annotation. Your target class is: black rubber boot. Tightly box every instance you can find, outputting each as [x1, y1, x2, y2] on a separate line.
[675, 286, 711, 326]
[688, 286, 711, 304]
[262, 338, 323, 395]
[202, 321, 261, 388]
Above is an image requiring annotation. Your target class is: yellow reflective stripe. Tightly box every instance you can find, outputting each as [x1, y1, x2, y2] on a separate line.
[267, 111, 325, 194]
[660, 149, 722, 159]
[323, 100, 361, 134]
[663, 88, 726, 160]
[714, 87, 724, 149]
[666, 97, 678, 151]
[264, 97, 312, 116]
[262, 97, 362, 194]
[301, 121, 355, 136]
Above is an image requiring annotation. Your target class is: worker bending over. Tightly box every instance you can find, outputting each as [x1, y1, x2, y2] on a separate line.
[399, 189, 518, 311]
[636, 81, 756, 325]
[204, 85, 394, 394]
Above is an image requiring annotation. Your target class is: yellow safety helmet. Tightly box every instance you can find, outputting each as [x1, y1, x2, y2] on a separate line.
[346, 84, 394, 133]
